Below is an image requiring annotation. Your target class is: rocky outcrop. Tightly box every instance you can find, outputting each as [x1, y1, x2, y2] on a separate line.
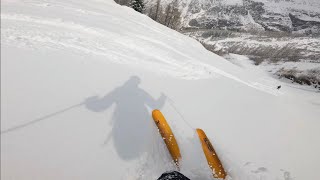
[183, 0, 320, 34]
[143, 0, 320, 35]
[289, 13, 320, 34]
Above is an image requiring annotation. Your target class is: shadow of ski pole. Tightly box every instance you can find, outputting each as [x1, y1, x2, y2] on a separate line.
[1, 102, 84, 135]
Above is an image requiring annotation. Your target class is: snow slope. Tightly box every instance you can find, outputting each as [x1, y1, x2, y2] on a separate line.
[1, 0, 320, 180]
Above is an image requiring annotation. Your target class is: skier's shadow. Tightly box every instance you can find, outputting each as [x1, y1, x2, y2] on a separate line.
[85, 76, 166, 160]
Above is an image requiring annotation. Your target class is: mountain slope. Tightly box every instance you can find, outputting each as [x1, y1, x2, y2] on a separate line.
[1, 0, 320, 180]
[145, 0, 320, 34]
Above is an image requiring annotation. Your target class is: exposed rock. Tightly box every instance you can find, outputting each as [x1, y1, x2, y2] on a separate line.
[289, 13, 320, 33]
[143, 0, 320, 35]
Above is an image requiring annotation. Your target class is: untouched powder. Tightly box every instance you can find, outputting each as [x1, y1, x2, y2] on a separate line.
[1, 0, 320, 180]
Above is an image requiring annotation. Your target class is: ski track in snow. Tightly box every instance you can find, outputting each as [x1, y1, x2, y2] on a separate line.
[1, 12, 282, 96]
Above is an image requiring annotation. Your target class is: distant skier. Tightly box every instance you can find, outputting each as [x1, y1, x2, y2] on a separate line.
[277, 85, 281, 90]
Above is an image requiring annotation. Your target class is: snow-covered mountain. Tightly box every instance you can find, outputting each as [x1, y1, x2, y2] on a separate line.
[1, 0, 320, 180]
[143, 0, 320, 88]
[184, 28, 320, 88]
[145, 0, 320, 34]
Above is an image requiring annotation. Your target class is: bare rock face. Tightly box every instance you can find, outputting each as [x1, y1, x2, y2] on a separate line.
[143, 0, 320, 34]
[188, 1, 248, 30]
[180, 0, 320, 35]
[289, 13, 320, 34]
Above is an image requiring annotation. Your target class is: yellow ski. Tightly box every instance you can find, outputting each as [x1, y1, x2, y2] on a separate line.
[152, 109, 181, 168]
[196, 128, 227, 179]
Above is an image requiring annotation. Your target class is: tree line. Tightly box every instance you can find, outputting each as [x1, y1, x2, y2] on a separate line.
[114, 0, 182, 30]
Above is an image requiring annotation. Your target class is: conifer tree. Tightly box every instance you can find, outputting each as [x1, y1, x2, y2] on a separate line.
[131, 0, 145, 13]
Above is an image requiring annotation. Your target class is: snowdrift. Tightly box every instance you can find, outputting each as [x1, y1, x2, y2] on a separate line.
[1, 0, 320, 180]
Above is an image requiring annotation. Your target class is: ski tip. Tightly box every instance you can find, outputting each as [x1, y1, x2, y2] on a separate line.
[152, 109, 160, 114]
[152, 109, 162, 118]
[196, 128, 227, 179]
[196, 128, 204, 134]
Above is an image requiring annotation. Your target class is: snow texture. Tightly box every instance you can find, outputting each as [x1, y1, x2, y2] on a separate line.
[1, 0, 320, 180]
